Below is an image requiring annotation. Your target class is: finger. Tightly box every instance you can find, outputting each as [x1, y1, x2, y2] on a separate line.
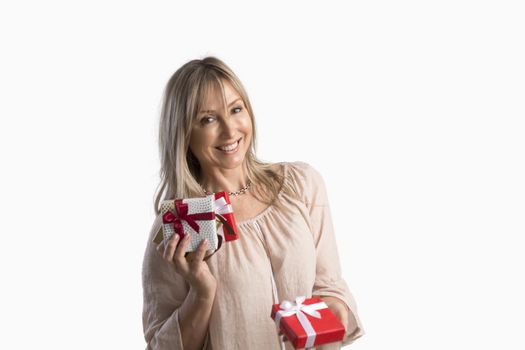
[341, 314, 349, 333]
[163, 234, 180, 262]
[173, 234, 191, 265]
[191, 239, 208, 265]
[332, 306, 349, 332]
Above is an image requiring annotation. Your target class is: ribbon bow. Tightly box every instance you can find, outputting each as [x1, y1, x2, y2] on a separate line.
[163, 199, 215, 238]
[213, 196, 236, 237]
[274, 296, 328, 349]
[214, 196, 233, 215]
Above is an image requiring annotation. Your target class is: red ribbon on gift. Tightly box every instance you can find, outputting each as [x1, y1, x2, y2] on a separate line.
[163, 199, 215, 238]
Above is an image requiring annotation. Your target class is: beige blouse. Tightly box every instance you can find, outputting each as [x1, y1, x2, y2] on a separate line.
[142, 161, 365, 349]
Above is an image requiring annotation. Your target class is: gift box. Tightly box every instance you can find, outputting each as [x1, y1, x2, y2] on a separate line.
[271, 296, 345, 349]
[153, 196, 218, 252]
[213, 191, 239, 242]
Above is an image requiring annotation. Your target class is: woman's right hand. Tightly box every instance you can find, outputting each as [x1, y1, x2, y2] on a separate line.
[157, 234, 217, 297]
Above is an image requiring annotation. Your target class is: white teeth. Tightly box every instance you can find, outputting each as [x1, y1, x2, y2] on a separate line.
[218, 140, 239, 152]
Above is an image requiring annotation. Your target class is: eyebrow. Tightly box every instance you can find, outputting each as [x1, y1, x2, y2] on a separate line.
[199, 98, 242, 114]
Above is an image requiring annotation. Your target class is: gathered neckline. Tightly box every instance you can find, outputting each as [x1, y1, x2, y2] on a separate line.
[236, 162, 289, 226]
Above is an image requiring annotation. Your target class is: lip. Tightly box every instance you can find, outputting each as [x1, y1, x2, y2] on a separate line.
[216, 138, 242, 149]
[215, 137, 242, 154]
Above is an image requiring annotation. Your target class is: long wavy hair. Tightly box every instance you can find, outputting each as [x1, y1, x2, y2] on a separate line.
[153, 56, 294, 216]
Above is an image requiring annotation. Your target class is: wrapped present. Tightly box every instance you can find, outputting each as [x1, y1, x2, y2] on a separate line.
[153, 196, 218, 252]
[271, 296, 345, 349]
[213, 191, 239, 242]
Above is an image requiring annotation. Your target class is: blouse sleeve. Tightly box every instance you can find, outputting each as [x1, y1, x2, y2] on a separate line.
[142, 213, 208, 349]
[291, 162, 366, 346]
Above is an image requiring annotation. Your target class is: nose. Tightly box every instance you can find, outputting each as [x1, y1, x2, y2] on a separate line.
[220, 113, 237, 139]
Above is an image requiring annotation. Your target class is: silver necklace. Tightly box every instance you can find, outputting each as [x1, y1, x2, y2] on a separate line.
[201, 180, 252, 197]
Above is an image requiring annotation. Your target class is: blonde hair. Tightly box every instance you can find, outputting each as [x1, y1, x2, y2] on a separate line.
[153, 56, 294, 216]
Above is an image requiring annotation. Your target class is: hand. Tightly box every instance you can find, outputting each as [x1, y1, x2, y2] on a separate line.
[319, 296, 357, 343]
[278, 296, 355, 345]
[157, 234, 217, 297]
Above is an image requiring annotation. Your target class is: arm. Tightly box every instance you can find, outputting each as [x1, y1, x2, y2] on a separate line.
[178, 288, 215, 350]
[142, 214, 215, 350]
[299, 163, 365, 346]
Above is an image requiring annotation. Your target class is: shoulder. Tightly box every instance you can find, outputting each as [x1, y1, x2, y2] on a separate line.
[284, 161, 324, 184]
[280, 161, 328, 205]
[266, 160, 320, 176]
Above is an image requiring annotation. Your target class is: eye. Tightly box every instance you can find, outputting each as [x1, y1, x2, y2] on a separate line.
[200, 116, 216, 125]
[232, 106, 243, 113]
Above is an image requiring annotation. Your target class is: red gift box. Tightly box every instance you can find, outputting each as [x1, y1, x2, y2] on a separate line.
[271, 296, 345, 349]
[213, 191, 239, 242]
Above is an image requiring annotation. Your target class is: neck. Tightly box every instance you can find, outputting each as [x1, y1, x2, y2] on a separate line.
[199, 163, 249, 194]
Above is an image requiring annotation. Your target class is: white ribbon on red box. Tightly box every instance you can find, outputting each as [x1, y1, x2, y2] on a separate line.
[213, 196, 233, 238]
[274, 296, 328, 348]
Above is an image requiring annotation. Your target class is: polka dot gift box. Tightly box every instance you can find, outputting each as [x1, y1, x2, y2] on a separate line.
[156, 195, 219, 253]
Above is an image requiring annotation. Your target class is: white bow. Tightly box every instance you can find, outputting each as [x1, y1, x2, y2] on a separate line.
[274, 296, 328, 348]
[213, 196, 233, 237]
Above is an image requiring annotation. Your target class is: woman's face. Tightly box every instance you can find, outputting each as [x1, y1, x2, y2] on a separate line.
[189, 80, 253, 172]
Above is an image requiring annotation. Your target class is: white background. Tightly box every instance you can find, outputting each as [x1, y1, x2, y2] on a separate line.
[1, 1, 524, 349]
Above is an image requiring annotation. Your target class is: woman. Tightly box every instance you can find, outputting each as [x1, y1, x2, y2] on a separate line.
[142, 56, 365, 349]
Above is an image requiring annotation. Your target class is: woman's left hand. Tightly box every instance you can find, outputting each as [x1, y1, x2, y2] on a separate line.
[319, 296, 357, 343]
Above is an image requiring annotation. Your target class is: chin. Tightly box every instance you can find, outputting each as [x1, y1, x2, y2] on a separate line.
[219, 150, 247, 168]
[222, 156, 245, 169]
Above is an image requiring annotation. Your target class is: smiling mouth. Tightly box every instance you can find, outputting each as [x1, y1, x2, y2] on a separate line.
[215, 138, 242, 152]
